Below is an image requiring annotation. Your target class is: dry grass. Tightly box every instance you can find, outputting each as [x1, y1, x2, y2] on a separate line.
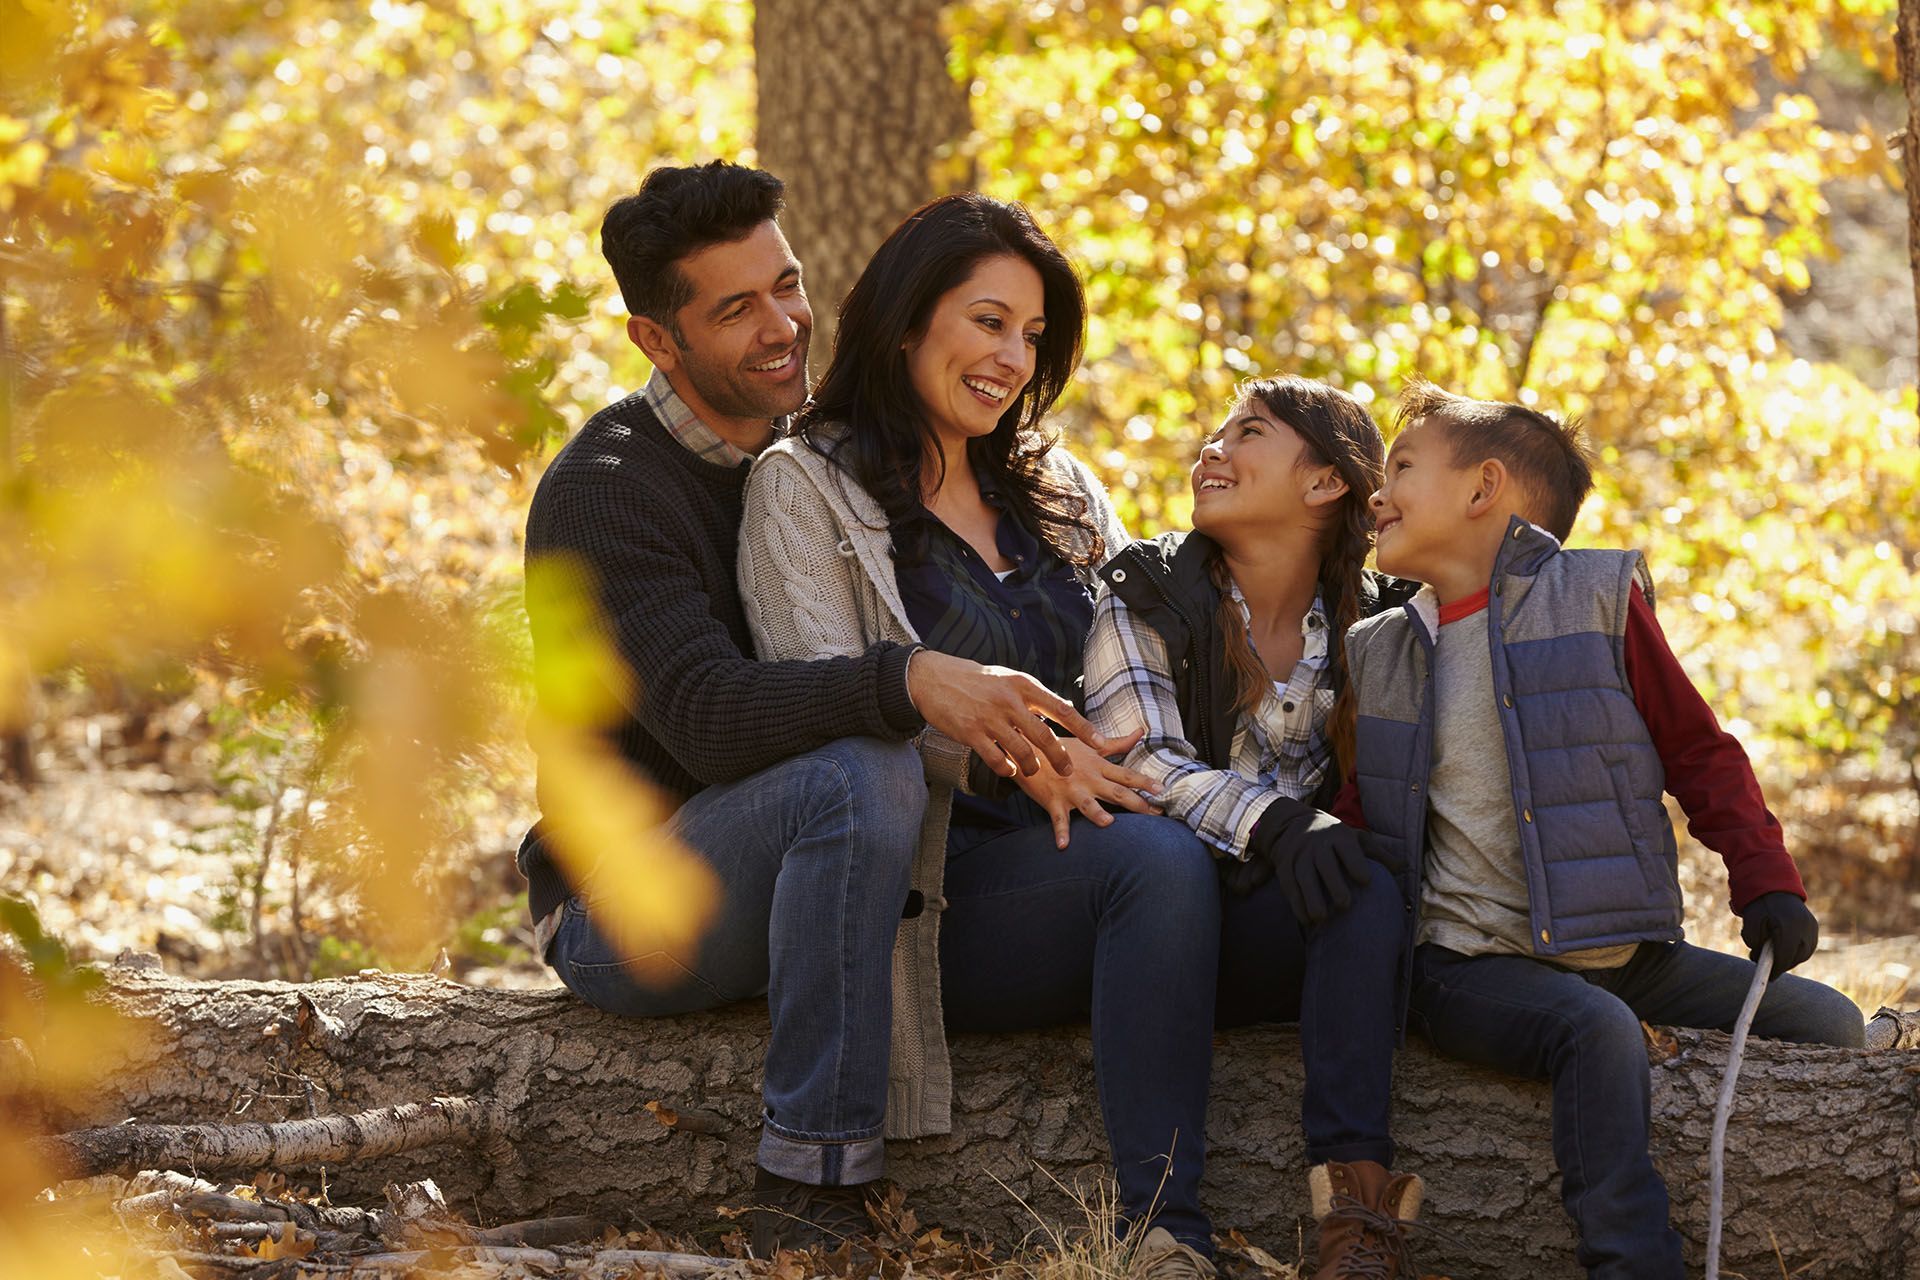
[980, 1165, 1312, 1280]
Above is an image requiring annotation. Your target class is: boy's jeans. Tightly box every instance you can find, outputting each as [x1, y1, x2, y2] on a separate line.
[1410, 939, 1865, 1280]
[546, 736, 927, 1187]
[938, 812, 1222, 1257]
[1218, 865, 1407, 1168]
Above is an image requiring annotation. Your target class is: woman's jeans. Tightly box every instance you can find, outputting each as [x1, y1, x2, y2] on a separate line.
[939, 812, 1222, 1256]
[1217, 864, 1408, 1168]
[546, 736, 927, 1187]
[1409, 940, 1865, 1280]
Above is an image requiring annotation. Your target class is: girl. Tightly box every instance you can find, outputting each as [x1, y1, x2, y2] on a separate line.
[1084, 376, 1424, 1280]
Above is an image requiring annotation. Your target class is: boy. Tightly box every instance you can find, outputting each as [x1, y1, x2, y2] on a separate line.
[1343, 381, 1864, 1278]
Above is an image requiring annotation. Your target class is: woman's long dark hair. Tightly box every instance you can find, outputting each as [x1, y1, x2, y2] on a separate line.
[795, 193, 1098, 566]
[1207, 376, 1386, 779]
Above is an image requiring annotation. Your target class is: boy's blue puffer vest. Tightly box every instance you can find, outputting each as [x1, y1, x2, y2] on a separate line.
[1346, 517, 1683, 983]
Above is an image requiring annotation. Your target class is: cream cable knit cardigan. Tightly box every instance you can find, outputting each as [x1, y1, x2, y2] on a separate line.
[737, 423, 1128, 1139]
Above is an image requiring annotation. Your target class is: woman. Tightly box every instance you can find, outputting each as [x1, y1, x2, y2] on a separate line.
[1083, 376, 1425, 1280]
[738, 193, 1223, 1278]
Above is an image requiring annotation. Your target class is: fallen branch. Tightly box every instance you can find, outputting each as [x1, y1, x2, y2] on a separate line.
[469, 1215, 608, 1247]
[165, 1246, 753, 1277]
[1867, 1006, 1920, 1050]
[41, 1095, 496, 1181]
[352, 1247, 751, 1273]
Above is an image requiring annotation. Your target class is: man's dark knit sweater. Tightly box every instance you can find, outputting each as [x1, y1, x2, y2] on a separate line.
[519, 390, 924, 919]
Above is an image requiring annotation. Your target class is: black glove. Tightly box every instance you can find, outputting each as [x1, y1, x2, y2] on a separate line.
[1246, 803, 1372, 926]
[1738, 891, 1818, 979]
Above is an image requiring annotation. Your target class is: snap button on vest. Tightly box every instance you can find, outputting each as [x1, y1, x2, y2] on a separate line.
[1523, 808, 1534, 823]
[1540, 928, 1551, 943]
[1111, 568, 1127, 582]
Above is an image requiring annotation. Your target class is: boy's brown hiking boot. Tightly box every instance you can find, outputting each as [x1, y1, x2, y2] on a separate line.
[1307, 1159, 1423, 1280]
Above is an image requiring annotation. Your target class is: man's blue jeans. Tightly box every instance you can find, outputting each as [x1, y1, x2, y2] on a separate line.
[1410, 940, 1865, 1279]
[938, 813, 1222, 1257]
[1217, 865, 1408, 1168]
[547, 736, 927, 1186]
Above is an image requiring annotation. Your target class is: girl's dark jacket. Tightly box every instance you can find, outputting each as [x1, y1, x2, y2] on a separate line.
[1095, 529, 1419, 894]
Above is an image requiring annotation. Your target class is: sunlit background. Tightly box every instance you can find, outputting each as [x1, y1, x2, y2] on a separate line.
[0, 0, 1914, 1266]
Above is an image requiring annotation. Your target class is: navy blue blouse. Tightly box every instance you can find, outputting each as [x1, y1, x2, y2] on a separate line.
[894, 473, 1094, 842]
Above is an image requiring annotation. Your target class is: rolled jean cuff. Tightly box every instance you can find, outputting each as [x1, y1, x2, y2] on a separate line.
[757, 1118, 886, 1186]
[1308, 1138, 1396, 1169]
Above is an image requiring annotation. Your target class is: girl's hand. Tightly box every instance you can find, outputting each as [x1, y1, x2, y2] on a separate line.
[1013, 726, 1162, 849]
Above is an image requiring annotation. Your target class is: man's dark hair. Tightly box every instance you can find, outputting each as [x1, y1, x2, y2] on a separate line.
[600, 161, 786, 339]
[1396, 379, 1595, 541]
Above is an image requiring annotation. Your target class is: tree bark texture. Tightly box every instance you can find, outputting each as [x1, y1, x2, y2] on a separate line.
[753, 0, 972, 365]
[50, 966, 1920, 1279]
[1903, 0, 1920, 444]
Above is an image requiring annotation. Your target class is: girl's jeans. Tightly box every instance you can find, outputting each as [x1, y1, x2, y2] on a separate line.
[1217, 864, 1409, 1168]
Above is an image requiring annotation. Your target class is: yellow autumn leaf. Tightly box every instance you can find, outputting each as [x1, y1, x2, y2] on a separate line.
[532, 728, 719, 982]
[248, 1224, 317, 1260]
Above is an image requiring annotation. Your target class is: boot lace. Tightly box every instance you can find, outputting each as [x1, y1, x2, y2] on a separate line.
[1321, 1194, 1420, 1280]
[753, 1178, 871, 1249]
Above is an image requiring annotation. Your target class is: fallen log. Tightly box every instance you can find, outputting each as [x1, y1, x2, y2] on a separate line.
[40, 959, 1920, 1278]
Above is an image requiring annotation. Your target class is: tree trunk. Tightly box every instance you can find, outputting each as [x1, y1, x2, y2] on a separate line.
[0, 289, 34, 790]
[1904, 0, 1920, 444]
[753, 0, 973, 365]
[38, 963, 1920, 1278]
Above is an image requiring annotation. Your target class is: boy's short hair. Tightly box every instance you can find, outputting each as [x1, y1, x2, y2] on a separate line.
[1396, 380, 1595, 541]
[600, 161, 786, 337]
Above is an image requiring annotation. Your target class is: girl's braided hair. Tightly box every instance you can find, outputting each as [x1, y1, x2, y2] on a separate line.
[1207, 376, 1385, 780]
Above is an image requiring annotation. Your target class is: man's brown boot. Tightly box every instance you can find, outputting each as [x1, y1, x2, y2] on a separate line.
[1307, 1159, 1423, 1280]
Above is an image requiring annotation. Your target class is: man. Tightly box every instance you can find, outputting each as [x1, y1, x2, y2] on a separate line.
[519, 161, 1119, 1252]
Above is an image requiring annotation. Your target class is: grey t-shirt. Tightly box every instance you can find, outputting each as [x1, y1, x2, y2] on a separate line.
[1418, 604, 1635, 970]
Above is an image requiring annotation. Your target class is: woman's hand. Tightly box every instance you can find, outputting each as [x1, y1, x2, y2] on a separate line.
[1013, 726, 1162, 849]
[908, 650, 1135, 778]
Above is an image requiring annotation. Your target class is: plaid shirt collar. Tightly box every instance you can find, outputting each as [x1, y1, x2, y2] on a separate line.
[1226, 580, 1332, 669]
[643, 367, 787, 468]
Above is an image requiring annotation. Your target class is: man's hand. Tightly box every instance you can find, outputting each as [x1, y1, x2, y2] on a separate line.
[1248, 805, 1372, 926]
[907, 649, 1135, 778]
[1011, 729, 1161, 849]
[1738, 891, 1818, 979]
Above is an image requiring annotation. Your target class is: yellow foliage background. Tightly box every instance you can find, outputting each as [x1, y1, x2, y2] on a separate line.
[1, 0, 1912, 946]
[0, 0, 1913, 1264]
[0, 0, 1909, 928]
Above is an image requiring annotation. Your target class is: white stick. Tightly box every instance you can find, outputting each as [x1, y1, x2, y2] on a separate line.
[1705, 938, 1772, 1280]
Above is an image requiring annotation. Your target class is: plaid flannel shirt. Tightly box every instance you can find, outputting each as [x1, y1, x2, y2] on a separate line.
[642, 367, 767, 467]
[1082, 581, 1335, 858]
